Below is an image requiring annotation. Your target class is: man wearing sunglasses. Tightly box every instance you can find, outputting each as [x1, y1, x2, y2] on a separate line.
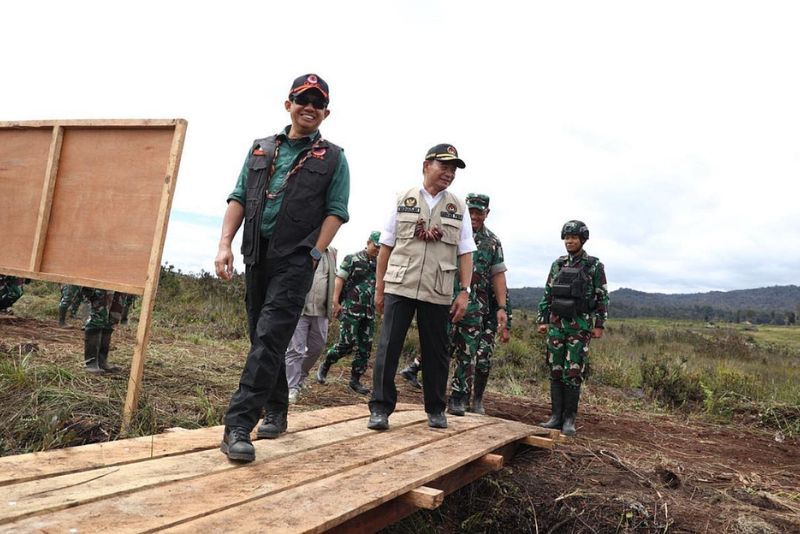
[215, 73, 350, 463]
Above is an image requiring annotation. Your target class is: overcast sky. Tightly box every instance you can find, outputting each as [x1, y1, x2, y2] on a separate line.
[4, 1, 799, 293]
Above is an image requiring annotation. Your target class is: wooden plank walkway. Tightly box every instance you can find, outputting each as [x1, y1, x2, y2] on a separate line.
[0, 403, 557, 533]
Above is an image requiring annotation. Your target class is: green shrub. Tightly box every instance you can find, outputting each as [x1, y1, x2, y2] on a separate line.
[639, 355, 704, 409]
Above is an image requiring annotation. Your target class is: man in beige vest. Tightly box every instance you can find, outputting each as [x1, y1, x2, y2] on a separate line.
[284, 246, 337, 403]
[368, 144, 476, 430]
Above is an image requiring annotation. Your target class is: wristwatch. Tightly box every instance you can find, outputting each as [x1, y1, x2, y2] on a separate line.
[310, 247, 322, 261]
[460, 286, 471, 294]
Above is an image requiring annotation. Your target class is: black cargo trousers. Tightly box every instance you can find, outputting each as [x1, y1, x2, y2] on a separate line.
[224, 238, 315, 430]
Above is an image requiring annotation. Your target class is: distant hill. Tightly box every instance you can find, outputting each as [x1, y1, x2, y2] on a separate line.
[509, 285, 800, 324]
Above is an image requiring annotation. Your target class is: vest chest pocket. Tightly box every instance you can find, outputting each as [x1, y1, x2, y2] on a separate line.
[440, 218, 461, 245]
[396, 218, 417, 240]
[435, 259, 458, 296]
[384, 254, 410, 284]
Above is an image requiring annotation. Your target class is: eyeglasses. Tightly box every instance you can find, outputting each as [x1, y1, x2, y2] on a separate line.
[291, 93, 327, 110]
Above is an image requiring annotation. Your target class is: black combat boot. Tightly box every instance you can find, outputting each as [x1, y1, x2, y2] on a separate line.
[316, 360, 331, 384]
[84, 329, 105, 375]
[58, 306, 68, 327]
[220, 427, 255, 462]
[98, 329, 120, 372]
[257, 411, 288, 439]
[367, 410, 389, 430]
[427, 412, 448, 428]
[470, 372, 489, 415]
[348, 369, 370, 395]
[447, 392, 466, 416]
[399, 360, 421, 389]
[561, 385, 582, 437]
[540, 380, 565, 429]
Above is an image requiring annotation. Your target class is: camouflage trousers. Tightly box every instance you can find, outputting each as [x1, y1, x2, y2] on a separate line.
[81, 288, 124, 331]
[545, 323, 592, 387]
[59, 285, 83, 313]
[324, 313, 375, 375]
[448, 321, 481, 396]
[0, 277, 24, 310]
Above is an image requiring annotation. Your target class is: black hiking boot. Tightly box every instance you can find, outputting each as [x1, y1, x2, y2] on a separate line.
[399, 361, 421, 389]
[257, 412, 288, 439]
[561, 385, 581, 437]
[348, 370, 370, 395]
[367, 411, 389, 431]
[540, 380, 565, 429]
[316, 360, 331, 384]
[220, 427, 255, 462]
[427, 412, 448, 429]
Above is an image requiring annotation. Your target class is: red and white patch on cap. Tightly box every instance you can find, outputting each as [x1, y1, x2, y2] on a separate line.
[447, 146, 456, 155]
[308, 75, 318, 84]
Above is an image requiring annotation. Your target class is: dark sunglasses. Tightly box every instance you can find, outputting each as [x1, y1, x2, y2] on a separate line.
[291, 93, 327, 110]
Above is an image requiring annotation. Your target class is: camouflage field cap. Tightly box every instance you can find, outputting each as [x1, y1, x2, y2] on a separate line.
[369, 231, 381, 245]
[466, 193, 490, 211]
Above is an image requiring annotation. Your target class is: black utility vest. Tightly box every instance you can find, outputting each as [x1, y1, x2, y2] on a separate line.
[240, 135, 342, 265]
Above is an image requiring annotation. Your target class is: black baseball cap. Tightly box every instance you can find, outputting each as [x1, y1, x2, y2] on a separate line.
[289, 73, 329, 102]
[425, 143, 466, 168]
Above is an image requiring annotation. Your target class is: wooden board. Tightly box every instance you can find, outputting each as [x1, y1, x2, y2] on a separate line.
[0, 404, 555, 533]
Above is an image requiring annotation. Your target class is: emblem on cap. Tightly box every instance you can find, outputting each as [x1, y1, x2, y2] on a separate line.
[446, 203, 457, 213]
[404, 197, 417, 207]
[447, 146, 456, 155]
[307, 74, 318, 84]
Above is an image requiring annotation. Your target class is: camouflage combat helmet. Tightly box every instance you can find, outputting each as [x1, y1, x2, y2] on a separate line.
[561, 220, 589, 242]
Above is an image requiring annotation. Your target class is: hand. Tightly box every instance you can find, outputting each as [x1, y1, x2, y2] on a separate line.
[449, 291, 468, 323]
[499, 327, 510, 344]
[592, 327, 604, 339]
[376, 289, 384, 315]
[537, 324, 548, 335]
[496, 309, 508, 332]
[333, 301, 342, 318]
[214, 246, 234, 280]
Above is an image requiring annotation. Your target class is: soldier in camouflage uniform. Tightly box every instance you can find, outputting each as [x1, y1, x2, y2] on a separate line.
[119, 293, 137, 324]
[81, 288, 125, 374]
[317, 231, 380, 395]
[537, 220, 608, 436]
[468, 288, 513, 414]
[58, 284, 83, 326]
[445, 193, 509, 416]
[0, 276, 25, 313]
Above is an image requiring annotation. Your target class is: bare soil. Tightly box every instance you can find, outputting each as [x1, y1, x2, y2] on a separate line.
[2, 315, 798, 533]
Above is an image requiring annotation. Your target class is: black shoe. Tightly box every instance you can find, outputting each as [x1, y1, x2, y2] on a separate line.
[256, 412, 288, 439]
[316, 361, 331, 384]
[399, 363, 421, 389]
[540, 380, 565, 429]
[447, 394, 466, 416]
[367, 412, 389, 430]
[561, 385, 581, 437]
[427, 412, 448, 429]
[220, 427, 255, 462]
[348, 371, 370, 395]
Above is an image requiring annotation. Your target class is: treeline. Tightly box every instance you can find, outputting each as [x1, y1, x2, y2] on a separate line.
[508, 285, 800, 325]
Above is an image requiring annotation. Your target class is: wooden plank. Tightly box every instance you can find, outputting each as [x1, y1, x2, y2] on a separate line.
[163, 418, 534, 533]
[0, 269, 144, 295]
[477, 452, 505, 470]
[0, 411, 430, 524]
[0, 119, 184, 128]
[0, 404, 419, 486]
[522, 435, 557, 449]
[122, 119, 187, 430]
[330, 442, 522, 534]
[28, 126, 63, 272]
[398, 486, 444, 510]
[2, 415, 492, 532]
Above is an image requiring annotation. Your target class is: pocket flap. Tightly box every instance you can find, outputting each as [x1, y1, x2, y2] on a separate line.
[384, 255, 410, 283]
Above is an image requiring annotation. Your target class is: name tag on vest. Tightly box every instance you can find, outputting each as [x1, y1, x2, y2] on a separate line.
[440, 211, 463, 220]
[397, 206, 421, 214]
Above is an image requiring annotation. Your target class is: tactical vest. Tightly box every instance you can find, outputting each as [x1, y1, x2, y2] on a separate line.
[240, 135, 342, 264]
[550, 256, 598, 318]
[384, 187, 465, 305]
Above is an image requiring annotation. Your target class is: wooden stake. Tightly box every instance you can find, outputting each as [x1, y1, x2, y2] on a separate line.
[29, 126, 62, 272]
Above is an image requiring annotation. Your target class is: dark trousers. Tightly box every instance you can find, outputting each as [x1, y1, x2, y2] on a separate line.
[224, 240, 315, 430]
[369, 293, 451, 417]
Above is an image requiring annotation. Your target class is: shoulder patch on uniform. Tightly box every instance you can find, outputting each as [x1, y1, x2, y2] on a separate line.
[403, 197, 417, 207]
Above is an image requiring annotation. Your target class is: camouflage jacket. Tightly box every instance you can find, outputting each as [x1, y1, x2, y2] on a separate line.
[454, 225, 507, 325]
[338, 249, 377, 318]
[537, 249, 608, 329]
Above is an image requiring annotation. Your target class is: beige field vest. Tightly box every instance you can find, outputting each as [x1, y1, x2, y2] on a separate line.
[384, 187, 465, 305]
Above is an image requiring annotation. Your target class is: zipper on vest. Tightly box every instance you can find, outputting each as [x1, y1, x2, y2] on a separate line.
[416, 214, 431, 299]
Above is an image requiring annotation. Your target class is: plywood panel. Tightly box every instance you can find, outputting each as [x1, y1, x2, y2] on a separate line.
[39, 128, 175, 287]
[0, 129, 52, 270]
